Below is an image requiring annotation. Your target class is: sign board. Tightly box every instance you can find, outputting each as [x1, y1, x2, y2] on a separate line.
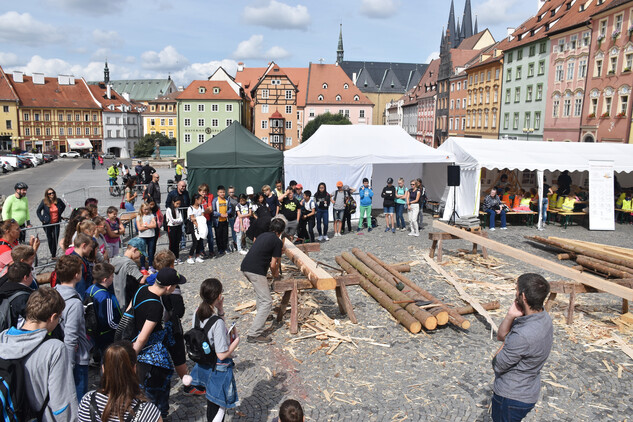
[589, 160, 614, 231]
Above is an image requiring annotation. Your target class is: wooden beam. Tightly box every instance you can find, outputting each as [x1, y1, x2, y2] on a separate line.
[296, 243, 321, 253]
[272, 275, 360, 293]
[283, 239, 337, 290]
[435, 221, 633, 301]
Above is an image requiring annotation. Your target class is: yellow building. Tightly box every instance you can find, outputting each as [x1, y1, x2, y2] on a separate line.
[464, 48, 504, 139]
[143, 91, 179, 139]
[0, 66, 20, 150]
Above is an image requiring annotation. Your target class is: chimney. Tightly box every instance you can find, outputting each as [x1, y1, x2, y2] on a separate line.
[32, 73, 45, 84]
[352, 72, 357, 85]
[13, 71, 23, 83]
[237, 62, 244, 72]
[106, 84, 112, 100]
[122, 92, 130, 102]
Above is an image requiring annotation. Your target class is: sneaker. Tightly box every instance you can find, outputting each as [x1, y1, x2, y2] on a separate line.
[184, 385, 206, 396]
[408, 232, 415, 236]
[216, 251, 226, 257]
[195, 256, 204, 263]
[385, 227, 390, 232]
[368, 227, 372, 232]
[247, 335, 272, 344]
[413, 232, 419, 237]
[317, 236, 323, 241]
[324, 235, 330, 241]
[500, 227, 507, 230]
[239, 250, 248, 255]
[489, 228, 496, 231]
[175, 258, 183, 265]
[148, 266, 156, 274]
[187, 258, 195, 264]
[357, 227, 362, 232]
[392, 228, 396, 233]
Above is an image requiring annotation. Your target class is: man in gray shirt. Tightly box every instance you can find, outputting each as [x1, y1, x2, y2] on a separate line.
[492, 273, 553, 421]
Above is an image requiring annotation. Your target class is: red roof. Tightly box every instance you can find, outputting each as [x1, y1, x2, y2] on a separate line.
[305, 63, 373, 106]
[0, 66, 19, 102]
[234, 64, 309, 107]
[88, 83, 137, 112]
[270, 110, 283, 119]
[177, 80, 241, 101]
[7, 74, 100, 109]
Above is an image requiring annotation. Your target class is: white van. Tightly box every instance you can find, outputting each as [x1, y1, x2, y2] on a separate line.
[0, 155, 19, 168]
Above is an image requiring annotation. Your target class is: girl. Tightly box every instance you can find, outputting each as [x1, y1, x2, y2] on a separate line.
[36, 187, 66, 258]
[189, 278, 240, 422]
[406, 180, 420, 237]
[314, 182, 330, 241]
[416, 178, 426, 228]
[104, 206, 124, 259]
[149, 200, 163, 260]
[78, 341, 161, 421]
[187, 193, 204, 264]
[167, 196, 184, 264]
[93, 216, 109, 262]
[234, 194, 251, 255]
[395, 178, 407, 231]
[136, 202, 157, 270]
[124, 177, 137, 212]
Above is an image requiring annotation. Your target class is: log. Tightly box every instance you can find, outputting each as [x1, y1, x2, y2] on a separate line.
[352, 249, 449, 326]
[453, 301, 501, 315]
[283, 239, 337, 290]
[391, 264, 411, 273]
[341, 252, 437, 330]
[557, 253, 577, 260]
[549, 237, 633, 260]
[366, 251, 470, 329]
[335, 256, 421, 333]
[576, 255, 633, 279]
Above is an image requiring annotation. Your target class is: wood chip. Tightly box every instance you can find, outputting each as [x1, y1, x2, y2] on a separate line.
[234, 300, 256, 311]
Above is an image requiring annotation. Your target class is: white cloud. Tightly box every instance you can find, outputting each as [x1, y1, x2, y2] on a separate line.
[92, 29, 123, 48]
[243, 0, 310, 30]
[14, 55, 104, 81]
[425, 51, 439, 62]
[124, 56, 136, 64]
[45, 0, 126, 15]
[140, 45, 189, 71]
[91, 48, 110, 61]
[0, 12, 66, 46]
[0, 52, 23, 67]
[171, 59, 239, 84]
[477, 0, 524, 26]
[360, 0, 400, 19]
[232, 35, 290, 60]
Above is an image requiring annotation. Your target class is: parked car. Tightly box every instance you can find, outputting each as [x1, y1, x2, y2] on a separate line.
[103, 152, 115, 159]
[22, 153, 43, 165]
[0, 156, 18, 169]
[42, 154, 53, 163]
[60, 151, 80, 158]
[18, 156, 36, 167]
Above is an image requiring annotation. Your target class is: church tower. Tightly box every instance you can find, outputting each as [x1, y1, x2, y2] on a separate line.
[104, 59, 110, 84]
[336, 24, 344, 64]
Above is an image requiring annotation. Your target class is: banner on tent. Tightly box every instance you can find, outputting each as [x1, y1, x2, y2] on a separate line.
[589, 160, 614, 231]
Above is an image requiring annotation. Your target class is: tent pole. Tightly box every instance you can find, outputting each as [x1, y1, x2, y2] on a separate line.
[537, 170, 544, 230]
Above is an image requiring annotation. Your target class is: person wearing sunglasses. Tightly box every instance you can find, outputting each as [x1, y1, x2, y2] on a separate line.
[37, 188, 66, 259]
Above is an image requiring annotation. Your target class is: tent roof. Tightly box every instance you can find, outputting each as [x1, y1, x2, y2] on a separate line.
[440, 137, 633, 173]
[187, 122, 283, 169]
[284, 125, 454, 165]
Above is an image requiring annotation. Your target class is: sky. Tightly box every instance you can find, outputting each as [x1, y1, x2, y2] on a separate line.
[0, 0, 539, 86]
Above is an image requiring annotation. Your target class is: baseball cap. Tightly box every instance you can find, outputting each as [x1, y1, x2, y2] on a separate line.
[156, 268, 187, 286]
[246, 186, 254, 195]
[128, 237, 147, 256]
[387, 177, 393, 184]
[296, 184, 303, 189]
[336, 181, 343, 187]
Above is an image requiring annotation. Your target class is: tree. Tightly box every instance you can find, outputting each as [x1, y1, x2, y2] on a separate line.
[301, 112, 351, 143]
[133, 133, 176, 157]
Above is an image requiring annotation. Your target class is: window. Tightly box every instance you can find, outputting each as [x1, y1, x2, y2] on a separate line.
[359, 110, 365, 118]
[184, 134, 191, 143]
[563, 99, 571, 117]
[212, 119, 218, 127]
[536, 84, 543, 101]
[574, 98, 583, 116]
[524, 112, 531, 129]
[168, 118, 173, 125]
[285, 121, 292, 129]
[184, 118, 191, 127]
[184, 104, 191, 112]
[44, 113, 50, 121]
[2, 105, 7, 112]
[462, 117, 466, 130]
[211, 104, 218, 112]
[344, 109, 350, 118]
[528, 63, 534, 77]
[529, 45, 536, 56]
[507, 52, 513, 63]
[450, 100, 454, 109]
[487, 71, 491, 81]
[570, 35, 578, 50]
[35, 127, 41, 136]
[23, 112, 30, 121]
[344, 83, 349, 89]
[463, 98, 466, 108]
[517, 49, 523, 60]
[604, 96, 612, 116]
[555, 64, 564, 81]
[514, 87, 521, 103]
[513, 112, 519, 130]
[609, 56, 618, 74]
[317, 95, 323, 101]
[493, 89, 498, 103]
[505, 89, 511, 103]
[539, 42, 547, 54]
[262, 137, 268, 144]
[526, 85, 533, 102]
[197, 104, 204, 112]
[506, 69, 512, 82]
[474, 74, 478, 84]
[226, 119, 233, 126]
[262, 89, 269, 99]
[285, 137, 292, 147]
[504, 113, 510, 129]
[599, 19, 607, 37]
[336, 95, 341, 101]
[477, 112, 482, 128]
[285, 105, 292, 114]
[625, 53, 633, 71]
[484, 111, 489, 128]
[595, 59, 603, 77]
[457, 82, 461, 90]
[150, 105, 156, 112]
[93, 113, 98, 121]
[495, 68, 500, 79]
[567, 61, 575, 80]
[85, 127, 90, 135]
[160, 118, 165, 125]
[582, 31, 590, 47]
[558, 39, 565, 52]
[322, 83, 328, 89]
[58, 113, 63, 121]
[579, 59, 587, 78]
[168, 105, 173, 111]
[615, 14, 623, 32]
[449, 118, 453, 130]
[58, 128, 63, 135]
[198, 118, 205, 127]
[261, 120, 268, 129]
[621, 95, 629, 115]
[353, 95, 360, 101]
[456, 99, 460, 109]
[553, 99, 560, 117]
[197, 134, 204, 143]
[84, 113, 89, 122]
[24, 127, 30, 136]
[224, 104, 232, 112]
[450, 83, 454, 92]
[107, 130, 112, 137]
[538, 60, 545, 76]
[262, 104, 269, 113]
[285, 90, 293, 100]
[591, 98, 598, 115]
[5, 120, 12, 129]
[479, 91, 484, 104]
[485, 91, 490, 104]
[169, 131, 174, 138]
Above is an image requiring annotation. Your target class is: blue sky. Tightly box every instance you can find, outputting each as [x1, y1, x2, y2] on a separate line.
[0, 0, 538, 86]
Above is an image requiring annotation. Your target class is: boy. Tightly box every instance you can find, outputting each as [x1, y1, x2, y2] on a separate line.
[278, 188, 301, 240]
[132, 267, 186, 418]
[212, 185, 233, 257]
[70, 233, 94, 299]
[274, 399, 304, 422]
[357, 177, 373, 232]
[298, 190, 316, 243]
[0, 287, 77, 421]
[54, 255, 92, 402]
[0, 262, 34, 329]
[111, 237, 149, 309]
[85, 262, 121, 354]
[0, 245, 39, 289]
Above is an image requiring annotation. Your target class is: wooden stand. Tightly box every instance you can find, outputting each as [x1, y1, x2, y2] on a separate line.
[429, 229, 489, 262]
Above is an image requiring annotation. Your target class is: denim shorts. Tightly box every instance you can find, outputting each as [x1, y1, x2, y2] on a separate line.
[383, 206, 395, 214]
[334, 209, 345, 221]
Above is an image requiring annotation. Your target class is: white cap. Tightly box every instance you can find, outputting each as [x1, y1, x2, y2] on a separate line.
[246, 186, 254, 195]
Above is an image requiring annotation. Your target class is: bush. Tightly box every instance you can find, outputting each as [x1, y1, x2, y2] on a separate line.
[301, 112, 351, 143]
[134, 133, 176, 157]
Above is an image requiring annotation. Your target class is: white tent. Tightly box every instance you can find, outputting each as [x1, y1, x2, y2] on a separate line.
[284, 125, 454, 209]
[435, 137, 633, 229]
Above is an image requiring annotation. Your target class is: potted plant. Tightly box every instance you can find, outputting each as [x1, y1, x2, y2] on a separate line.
[616, 111, 627, 118]
[624, 67, 632, 73]
[587, 112, 596, 118]
[597, 34, 605, 47]
[612, 29, 621, 41]
[601, 111, 610, 118]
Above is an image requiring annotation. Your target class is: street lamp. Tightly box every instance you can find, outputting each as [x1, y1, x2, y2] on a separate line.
[522, 127, 534, 140]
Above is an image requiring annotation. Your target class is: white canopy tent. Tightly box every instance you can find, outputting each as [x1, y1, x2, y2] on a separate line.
[284, 125, 454, 210]
[435, 137, 633, 229]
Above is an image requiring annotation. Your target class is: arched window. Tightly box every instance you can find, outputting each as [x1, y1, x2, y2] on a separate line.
[322, 83, 328, 89]
[318, 95, 324, 101]
[344, 83, 349, 89]
[336, 95, 341, 101]
[353, 95, 359, 101]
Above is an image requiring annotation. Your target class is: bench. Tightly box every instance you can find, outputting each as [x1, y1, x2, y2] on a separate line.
[429, 230, 489, 262]
[479, 210, 538, 228]
[557, 211, 587, 229]
[616, 208, 631, 224]
[119, 212, 138, 237]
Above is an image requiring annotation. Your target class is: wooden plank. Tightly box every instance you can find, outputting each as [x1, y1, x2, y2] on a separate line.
[283, 239, 337, 290]
[272, 275, 360, 293]
[290, 281, 299, 334]
[434, 221, 633, 301]
[335, 279, 357, 324]
[422, 254, 499, 332]
[277, 291, 291, 322]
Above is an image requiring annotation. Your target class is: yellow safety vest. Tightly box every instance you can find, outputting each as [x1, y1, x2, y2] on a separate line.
[622, 199, 633, 211]
[520, 198, 531, 207]
[561, 197, 575, 212]
[616, 193, 626, 208]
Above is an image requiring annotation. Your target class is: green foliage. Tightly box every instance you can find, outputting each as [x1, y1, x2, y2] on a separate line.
[301, 112, 351, 143]
[134, 133, 176, 157]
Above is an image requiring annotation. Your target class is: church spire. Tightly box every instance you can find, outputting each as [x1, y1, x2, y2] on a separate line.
[447, 0, 457, 48]
[474, 15, 479, 34]
[336, 23, 344, 64]
[104, 59, 110, 84]
[462, 0, 474, 38]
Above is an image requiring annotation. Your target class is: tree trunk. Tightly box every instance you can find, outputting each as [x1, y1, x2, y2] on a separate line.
[527, 236, 633, 270]
[390, 264, 410, 273]
[283, 239, 337, 290]
[576, 255, 633, 279]
[452, 301, 501, 315]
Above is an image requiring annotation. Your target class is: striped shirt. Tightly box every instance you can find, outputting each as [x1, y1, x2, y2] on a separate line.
[78, 391, 161, 422]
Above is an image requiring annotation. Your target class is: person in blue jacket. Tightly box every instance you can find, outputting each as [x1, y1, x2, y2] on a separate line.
[85, 262, 121, 355]
[357, 178, 373, 232]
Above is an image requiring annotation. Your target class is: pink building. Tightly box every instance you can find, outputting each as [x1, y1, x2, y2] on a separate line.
[416, 59, 439, 145]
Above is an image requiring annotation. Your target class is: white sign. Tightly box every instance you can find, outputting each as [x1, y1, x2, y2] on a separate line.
[589, 160, 615, 231]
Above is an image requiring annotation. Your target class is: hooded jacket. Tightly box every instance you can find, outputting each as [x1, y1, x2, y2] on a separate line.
[0, 327, 77, 421]
[0, 281, 32, 328]
[54, 284, 91, 366]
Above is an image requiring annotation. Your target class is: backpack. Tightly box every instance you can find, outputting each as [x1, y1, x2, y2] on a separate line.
[345, 195, 357, 214]
[50, 258, 88, 288]
[49, 292, 82, 342]
[183, 314, 220, 369]
[84, 287, 107, 337]
[184, 207, 194, 235]
[0, 342, 49, 421]
[0, 291, 31, 332]
[114, 287, 161, 343]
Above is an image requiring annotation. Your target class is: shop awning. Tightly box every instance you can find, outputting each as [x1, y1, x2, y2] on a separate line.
[67, 138, 93, 149]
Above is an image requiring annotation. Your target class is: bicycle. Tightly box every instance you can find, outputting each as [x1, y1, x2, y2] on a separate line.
[109, 178, 121, 197]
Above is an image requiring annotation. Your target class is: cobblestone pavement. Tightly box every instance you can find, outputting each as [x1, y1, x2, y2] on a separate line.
[47, 162, 632, 421]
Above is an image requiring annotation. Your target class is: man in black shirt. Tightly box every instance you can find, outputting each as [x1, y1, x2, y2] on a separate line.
[240, 218, 285, 343]
[381, 178, 396, 233]
[142, 161, 156, 185]
[279, 189, 301, 240]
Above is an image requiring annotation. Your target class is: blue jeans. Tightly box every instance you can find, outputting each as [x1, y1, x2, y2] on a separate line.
[124, 202, 135, 211]
[487, 209, 506, 228]
[73, 364, 89, 402]
[316, 208, 329, 237]
[491, 393, 535, 422]
[395, 203, 406, 228]
[383, 206, 395, 214]
[206, 219, 215, 254]
[138, 363, 173, 418]
[228, 217, 237, 246]
[541, 198, 548, 222]
[334, 209, 345, 221]
[140, 236, 156, 268]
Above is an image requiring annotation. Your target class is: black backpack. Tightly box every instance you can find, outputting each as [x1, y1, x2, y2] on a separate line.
[114, 287, 160, 343]
[0, 341, 50, 421]
[183, 314, 219, 369]
[0, 291, 31, 332]
[84, 287, 107, 337]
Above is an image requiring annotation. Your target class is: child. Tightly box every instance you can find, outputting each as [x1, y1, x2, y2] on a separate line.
[92, 216, 109, 262]
[136, 202, 157, 271]
[111, 237, 149, 309]
[199, 184, 215, 257]
[166, 196, 184, 263]
[395, 178, 407, 231]
[381, 178, 396, 233]
[85, 262, 121, 355]
[0, 262, 34, 329]
[357, 178, 373, 232]
[212, 186, 233, 257]
[104, 206, 124, 259]
[54, 254, 92, 402]
[274, 399, 305, 422]
[299, 190, 316, 243]
[189, 278, 240, 421]
[235, 194, 252, 255]
[71, 233, 94, 299]
[187, 193, 205, 264]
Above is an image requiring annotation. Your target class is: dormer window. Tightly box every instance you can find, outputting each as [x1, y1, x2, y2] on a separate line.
[318, 95, 323, 101]
[322, 83, 328, 89]
[353, 95, 360, 101]
[213, 87, 220, 94]
[108, 105, 115, 111]
[344, 83, 349, 89]
[199, 87, 206, 94]
[336, 95, 341, 101]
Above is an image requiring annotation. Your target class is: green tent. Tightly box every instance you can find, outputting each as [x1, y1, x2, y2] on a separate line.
[187, 122, 283, 195]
